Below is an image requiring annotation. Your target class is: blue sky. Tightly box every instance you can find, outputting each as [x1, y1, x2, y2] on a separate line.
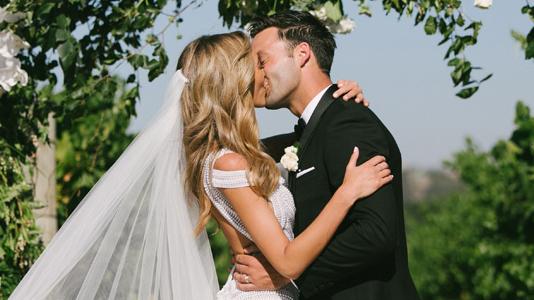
[127, 0, 534, 169]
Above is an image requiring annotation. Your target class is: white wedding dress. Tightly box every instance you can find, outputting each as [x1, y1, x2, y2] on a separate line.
[9, 70, 220, 300]
[8, 70, 299, 300]
[203, 149, 299, 300]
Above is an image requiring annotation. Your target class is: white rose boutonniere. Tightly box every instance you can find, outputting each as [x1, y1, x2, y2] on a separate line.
[280, 145, 299, 172]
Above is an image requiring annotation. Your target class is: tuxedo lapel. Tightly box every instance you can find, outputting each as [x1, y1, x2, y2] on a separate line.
[298, 84, 337, 155]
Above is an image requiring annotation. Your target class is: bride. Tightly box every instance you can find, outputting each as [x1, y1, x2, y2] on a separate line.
[9, 31, 391, 300]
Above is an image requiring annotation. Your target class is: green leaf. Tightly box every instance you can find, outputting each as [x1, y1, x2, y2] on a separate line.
[526, 42, 534, 60]
[324, 0, 343, 22]
[146, 34, 158, 45]
[457, 14, 465, 27]
[407, 1, 414, 15]
[55, 29, 70, 43]
[128, 54, 149, 69]
[127, 74, 136, 83]
[456, 86, 479, 99]
[424, 16, 437, 35]
[479, 73, 493, 83]
[38, 3, 55, 15]
[56, 15, 71, 29]
[415, 10, 425, 25]
[526, 28, 534, 59]
[57, 37, 78, 74]
[460, 64, 472, 86]
[358, 3, 372, 17]
[466, 21, 482, 39]
[511, 30, 527, 50]
[447, 58, 461, 67]
[451, 66, 463, 86]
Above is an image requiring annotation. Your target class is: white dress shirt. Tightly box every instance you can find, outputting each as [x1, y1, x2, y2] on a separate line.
[300, 85, 332, 123]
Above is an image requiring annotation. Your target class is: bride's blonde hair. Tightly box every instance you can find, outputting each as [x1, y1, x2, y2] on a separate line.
[178, 31, 280, 235]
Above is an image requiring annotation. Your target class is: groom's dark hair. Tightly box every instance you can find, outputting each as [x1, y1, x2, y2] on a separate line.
[248, 10, 336, 76]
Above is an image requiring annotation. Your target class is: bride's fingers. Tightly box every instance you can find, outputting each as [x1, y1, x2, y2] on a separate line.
[346, 147, 360, 170]
[333, 85, 351, 98]
[381, 174, 394, 184]
[375, 162, 389, 171]
[342, 89, 358, 100]
[379, 168, 391, 177]
[366, 155, 386, 166]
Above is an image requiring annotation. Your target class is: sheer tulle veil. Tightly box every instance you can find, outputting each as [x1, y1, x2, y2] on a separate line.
[9, 70, 219, 299]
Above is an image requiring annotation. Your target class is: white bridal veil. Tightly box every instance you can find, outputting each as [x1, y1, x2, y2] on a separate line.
[9, 70, 219, 300]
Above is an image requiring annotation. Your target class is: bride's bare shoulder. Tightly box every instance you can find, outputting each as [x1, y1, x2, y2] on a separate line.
[213, 152, 248, 171]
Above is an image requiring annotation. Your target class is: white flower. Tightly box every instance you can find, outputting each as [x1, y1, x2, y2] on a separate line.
[327, 17, 356, 34]
[0, 30, 30, 58]
[474, 0, 492, 9]
[0, 30, 29, 92]
[0, 6, 25, 23]
[0, 55, 28, 91]
[310, 7, 328, 21]
[280, 146, 299, 172]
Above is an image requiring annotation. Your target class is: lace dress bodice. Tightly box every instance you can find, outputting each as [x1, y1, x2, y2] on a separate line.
[203, 149, 298, 300]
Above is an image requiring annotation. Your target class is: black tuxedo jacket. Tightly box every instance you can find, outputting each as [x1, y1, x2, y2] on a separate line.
[262, 85, 419, 300]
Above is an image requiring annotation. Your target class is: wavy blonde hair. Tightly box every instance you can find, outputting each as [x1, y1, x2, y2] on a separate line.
[178, 31, 280, 235]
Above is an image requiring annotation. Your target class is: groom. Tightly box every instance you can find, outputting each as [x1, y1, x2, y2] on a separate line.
[233, 11, 420, 300]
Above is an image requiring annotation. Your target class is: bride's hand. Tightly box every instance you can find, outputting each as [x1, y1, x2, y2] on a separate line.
[333, 80, 369, 107]
[338, 147, 393, 205]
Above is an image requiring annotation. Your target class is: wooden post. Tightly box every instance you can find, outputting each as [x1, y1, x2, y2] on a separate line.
[33, 113, 57, 245]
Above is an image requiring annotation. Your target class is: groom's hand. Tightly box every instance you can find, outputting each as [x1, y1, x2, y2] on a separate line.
[233, 251, 291, 291]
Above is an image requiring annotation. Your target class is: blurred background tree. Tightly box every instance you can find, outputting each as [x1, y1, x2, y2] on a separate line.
[406, 101, 534, 299]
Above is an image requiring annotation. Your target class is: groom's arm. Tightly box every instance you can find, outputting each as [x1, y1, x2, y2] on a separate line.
[295, 101, 398, 298]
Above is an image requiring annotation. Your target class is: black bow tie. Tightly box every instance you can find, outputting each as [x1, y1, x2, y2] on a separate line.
[294, 118, 306, 140]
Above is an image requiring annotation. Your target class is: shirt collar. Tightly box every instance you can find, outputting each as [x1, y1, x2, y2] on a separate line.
[301, 85, 332, 124]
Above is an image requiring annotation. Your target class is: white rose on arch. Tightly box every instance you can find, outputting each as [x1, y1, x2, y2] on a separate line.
[0, 30, 29, 93]
[0, 6, 25, 23]
[0, 6, 29, 94]
[309, 2, 356, 35]
[327, 16, 356, 34]
[474, 0, 492, 9]
[309, 7, 328, 22]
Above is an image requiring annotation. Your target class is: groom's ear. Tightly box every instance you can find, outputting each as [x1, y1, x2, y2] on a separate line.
[293, 42, 311, 68]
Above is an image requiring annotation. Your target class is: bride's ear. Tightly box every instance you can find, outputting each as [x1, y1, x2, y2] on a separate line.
[294, 42, 311, 68]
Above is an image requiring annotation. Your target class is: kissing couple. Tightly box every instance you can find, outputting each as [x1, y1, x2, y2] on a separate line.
[10, 10, 419, 300]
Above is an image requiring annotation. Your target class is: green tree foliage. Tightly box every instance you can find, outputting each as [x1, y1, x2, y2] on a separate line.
[1, 0, 178, 160]
[207, 220, 233, 285]
[54, 76, 134, 226]
[406, 101, 534, 299]
[0, 1, 182, 296]
[0, 155, 44, 299]
[219, 0, 534, 99]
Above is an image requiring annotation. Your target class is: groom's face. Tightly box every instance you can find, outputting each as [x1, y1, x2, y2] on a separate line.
[252, 27, 300, 109]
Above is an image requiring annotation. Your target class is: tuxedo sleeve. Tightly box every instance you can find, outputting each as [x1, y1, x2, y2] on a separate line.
[296, 102, 398, 298]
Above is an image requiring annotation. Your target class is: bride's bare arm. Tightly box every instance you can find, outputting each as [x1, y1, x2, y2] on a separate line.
[214, 148, 392, 279]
